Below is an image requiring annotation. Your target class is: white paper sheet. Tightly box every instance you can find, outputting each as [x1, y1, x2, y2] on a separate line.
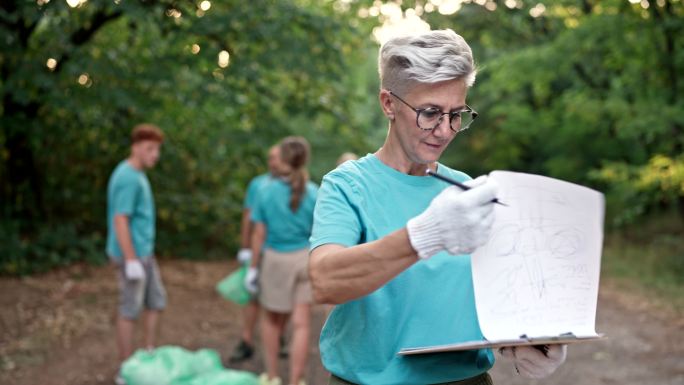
[471, 171, 604, 341]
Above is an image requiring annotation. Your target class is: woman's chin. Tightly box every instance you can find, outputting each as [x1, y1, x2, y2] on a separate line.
[414, 150, 444, 165]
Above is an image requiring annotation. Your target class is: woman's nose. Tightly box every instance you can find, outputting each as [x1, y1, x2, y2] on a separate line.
[431, 116, 453, 138]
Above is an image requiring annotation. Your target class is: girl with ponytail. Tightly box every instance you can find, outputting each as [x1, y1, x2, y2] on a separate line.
[245, 136, 318, 385]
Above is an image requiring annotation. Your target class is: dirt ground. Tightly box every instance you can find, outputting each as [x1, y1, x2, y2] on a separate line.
[1, 259, 682, 385]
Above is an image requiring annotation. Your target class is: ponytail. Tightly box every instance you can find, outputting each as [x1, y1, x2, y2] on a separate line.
[278, 136, 311, 212]
[289, 167, 309, 212]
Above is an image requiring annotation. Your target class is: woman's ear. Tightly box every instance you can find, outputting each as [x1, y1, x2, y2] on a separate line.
[379, 90, 395, 120]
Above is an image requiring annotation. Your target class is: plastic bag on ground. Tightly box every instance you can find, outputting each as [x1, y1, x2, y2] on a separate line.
[216, 265, 251, 305]
[172, 369, 259, 385]
[121, 346, 223, 385]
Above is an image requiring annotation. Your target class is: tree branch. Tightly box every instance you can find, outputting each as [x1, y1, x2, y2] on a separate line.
[70, 9, 123, 46]
[53, 9, 123, 73]
[573, 63, 602, 90]
[580, 0, 593, 15]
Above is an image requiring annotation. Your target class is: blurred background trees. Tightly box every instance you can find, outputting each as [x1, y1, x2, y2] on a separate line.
[0, 0, 378, 272]
[1, 0, 682, 277]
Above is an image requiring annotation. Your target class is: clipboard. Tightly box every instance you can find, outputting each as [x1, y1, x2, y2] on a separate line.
[399, 333, 605, 356]
[398, 172, 606, 357]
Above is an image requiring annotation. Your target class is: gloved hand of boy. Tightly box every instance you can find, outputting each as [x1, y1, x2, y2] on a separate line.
[125, 259, 146, 281]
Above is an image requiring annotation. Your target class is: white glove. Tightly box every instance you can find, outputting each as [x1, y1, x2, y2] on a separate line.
[244, 267, 259, 294]
[499, 345, 567, 379]
[124, 259, 146, 280]
[407, 175, 498, 259]
[237, 248, 252, 264]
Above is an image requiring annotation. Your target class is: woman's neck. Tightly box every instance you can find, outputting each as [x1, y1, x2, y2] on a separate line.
[375, 131, 437, 176]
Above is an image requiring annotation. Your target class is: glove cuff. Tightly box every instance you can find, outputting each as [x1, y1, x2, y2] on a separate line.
[407, 211, 444, 259]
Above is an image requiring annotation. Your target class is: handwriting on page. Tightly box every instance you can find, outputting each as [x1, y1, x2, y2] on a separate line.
[471, 172, 604, 341]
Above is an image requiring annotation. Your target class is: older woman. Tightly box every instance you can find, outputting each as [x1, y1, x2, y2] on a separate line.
[309, 30, 566, 385]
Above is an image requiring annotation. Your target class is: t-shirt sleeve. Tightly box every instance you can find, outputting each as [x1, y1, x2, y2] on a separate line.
[243, 177, 261, 210]
[112, 175, 139, 216]
[309, 173, 362, 250]
[250, 189, 266, 224]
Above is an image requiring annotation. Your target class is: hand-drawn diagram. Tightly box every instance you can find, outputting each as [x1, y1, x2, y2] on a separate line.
[471, 171, 604, 341]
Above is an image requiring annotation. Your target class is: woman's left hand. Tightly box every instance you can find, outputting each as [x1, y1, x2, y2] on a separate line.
[499, 344, 567, 379]
[244, 267, 259, 294]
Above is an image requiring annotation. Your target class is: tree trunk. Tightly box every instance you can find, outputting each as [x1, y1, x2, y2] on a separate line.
[2, 95, 44, 225]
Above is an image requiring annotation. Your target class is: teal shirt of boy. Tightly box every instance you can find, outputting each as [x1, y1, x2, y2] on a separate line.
[309, 154, 494, 385]
[106, 160, 156, 261]
[251, 179, 318, 252]
[244, 173, 272, 210]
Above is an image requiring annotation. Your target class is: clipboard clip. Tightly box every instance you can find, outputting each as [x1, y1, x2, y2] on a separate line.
[519, 332, 577, 341]
[519, 332, 577, 357]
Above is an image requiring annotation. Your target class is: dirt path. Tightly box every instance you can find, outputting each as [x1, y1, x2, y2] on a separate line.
[1, 260, 682, 385]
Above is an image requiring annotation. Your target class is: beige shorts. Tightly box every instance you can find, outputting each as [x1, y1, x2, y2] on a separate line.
[259, 247, 312, 313]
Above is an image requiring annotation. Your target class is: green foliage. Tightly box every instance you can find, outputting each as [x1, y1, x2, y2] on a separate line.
[2, 0, 683, 274]
[0, 221, 104, 275]
[1, 0, 380, 274]
[591, 154, 684, 225]
[424, 0, 684, 227]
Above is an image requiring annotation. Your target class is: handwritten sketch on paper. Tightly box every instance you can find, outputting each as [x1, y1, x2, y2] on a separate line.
[471, 171, 605, 341]
[399, 171, 605, 355]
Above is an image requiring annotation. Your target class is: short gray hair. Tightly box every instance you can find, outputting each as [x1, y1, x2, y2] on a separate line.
[379, 29, 476, 95]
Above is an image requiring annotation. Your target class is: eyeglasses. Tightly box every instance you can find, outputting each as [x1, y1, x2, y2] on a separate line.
[389, 90, 478, 132]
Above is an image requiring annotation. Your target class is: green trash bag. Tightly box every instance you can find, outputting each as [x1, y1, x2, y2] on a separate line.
[172, 369, 259, 385]
[216, 265, 251, 305]
[190, 349, 223, 374]
[121, 346, 223, 385]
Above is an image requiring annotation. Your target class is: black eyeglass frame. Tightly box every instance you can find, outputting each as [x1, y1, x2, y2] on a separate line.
[388, 90, 478, 132]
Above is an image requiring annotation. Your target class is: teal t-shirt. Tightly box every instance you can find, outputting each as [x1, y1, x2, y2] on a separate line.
[310, 154, 494, 385]
[106, 160, 156, 261]
[251, 178, 318, 252]
[243, 173, 272, 210]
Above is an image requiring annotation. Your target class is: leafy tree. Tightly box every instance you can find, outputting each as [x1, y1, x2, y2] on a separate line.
[3, 0, 682, 274]
[391, 0, 684, 225]
[0, 0, 379, 274]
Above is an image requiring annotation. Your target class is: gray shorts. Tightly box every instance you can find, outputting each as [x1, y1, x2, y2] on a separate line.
[116, 258, 167, 319]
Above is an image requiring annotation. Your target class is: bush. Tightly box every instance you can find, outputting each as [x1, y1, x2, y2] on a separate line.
[0, 221, 105, 275]
[590, 154, 684, 226]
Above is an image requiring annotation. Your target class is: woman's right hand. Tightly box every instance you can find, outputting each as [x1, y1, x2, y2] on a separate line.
[406, 175, 498, 259]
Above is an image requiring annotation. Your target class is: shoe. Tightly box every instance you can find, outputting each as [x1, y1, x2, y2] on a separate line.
[259, 373, 282, 385]
[230, 339, 254, 363]
[279, 335, 289, 358]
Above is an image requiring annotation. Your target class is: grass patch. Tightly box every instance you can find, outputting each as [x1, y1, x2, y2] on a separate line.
[602, 210, 684, 313]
